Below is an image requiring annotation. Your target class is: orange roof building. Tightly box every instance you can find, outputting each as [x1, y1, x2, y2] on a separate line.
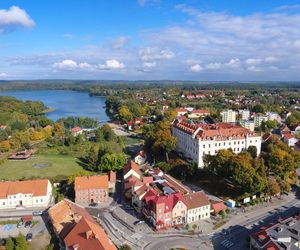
[0, 179, 52, 209]
[49, 199, 116, 250]
[172, 119, 261, 168]
[75, 175, 109, 205]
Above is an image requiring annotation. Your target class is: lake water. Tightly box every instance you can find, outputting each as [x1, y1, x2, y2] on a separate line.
[0, 90, 109, 122]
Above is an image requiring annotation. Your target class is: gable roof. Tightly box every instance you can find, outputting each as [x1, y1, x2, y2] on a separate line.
[183, 191, 210, 210]
[0, 179, 49, 199]
[75, 175, 108, 191]
[123, 160, 142, 176]
[49, 199, 116, 250]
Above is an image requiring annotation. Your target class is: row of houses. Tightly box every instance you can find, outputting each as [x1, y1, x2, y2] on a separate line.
[123, 160, 215, 230]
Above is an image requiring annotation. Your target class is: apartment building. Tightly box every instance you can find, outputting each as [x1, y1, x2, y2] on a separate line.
[220, 109, 237, 123]
[254, 115, 268, 128]
[0, 179, 52, 209]
[239, 119, 255, 132]
[238, 109, 251, 120]
[172, 119, 261, 168]
[74, 175, 109, 205]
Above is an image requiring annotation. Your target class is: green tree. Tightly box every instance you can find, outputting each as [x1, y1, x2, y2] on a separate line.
[119, 244, 132, 250]
[267, 179, 280, 195]
[252, 104, 266, 114]
[119, 106, 133, 123]
[247, 145, 257, 158]
[86, 147, 98, 171]
[99, 153, 126, 171]
[15, 233, 28, 250]
[5, 237, 14, 250]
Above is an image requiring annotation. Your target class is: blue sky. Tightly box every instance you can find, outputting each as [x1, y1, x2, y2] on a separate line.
[1, 0, 300, 81]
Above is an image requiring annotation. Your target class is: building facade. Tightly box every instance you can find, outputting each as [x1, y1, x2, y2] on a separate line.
[239, 120, 255, 132]
[75, 175, 109, 205]
[220, 109, 237, 123]
[0, 179, 52, 209]
[172, 120, 262, 168]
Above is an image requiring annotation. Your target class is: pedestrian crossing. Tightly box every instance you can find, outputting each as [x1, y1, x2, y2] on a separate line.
[220, 239, 234, 249]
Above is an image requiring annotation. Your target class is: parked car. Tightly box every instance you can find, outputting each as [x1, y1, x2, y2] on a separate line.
[17, 222, 24, 228]
[24, 221, 32, 228]
[133, 220, 145, 226]
[26, 233, 32, 242]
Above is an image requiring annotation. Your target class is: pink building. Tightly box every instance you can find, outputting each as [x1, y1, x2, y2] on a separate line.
[75, 175, 109, 205]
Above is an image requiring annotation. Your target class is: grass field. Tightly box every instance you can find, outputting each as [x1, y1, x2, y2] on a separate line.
[0, 154, 84, 181]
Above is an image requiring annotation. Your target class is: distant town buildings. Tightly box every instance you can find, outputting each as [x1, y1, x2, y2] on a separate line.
[220, 109, 237, 123]
[0, 179, 52, 209]
[175, 107, 210, 119]
[172, 119, 261, 168]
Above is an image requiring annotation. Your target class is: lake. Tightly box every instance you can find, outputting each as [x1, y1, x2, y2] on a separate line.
[0, 90, 109, 122]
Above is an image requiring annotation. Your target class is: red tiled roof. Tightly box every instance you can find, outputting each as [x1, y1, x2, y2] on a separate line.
[49, 200, 116, 250]
[71, 126, 82, 133]
[210, 200, 226, 213]
[0, 179, 49, 199]
[191, 109, 210, 114]
[75, 175, 108, 191]
[123, 160, 142, 176]
[173, 120, 258, 140]
[183, 191, 210, 210]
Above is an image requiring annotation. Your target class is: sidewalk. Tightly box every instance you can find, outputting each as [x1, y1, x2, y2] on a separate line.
[217, 193, 297, 230]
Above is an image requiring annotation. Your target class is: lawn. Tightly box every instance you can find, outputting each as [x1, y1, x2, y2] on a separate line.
[0, 154, 84, 181]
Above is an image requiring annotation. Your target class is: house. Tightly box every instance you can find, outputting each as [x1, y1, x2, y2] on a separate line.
[188, 110, 210, 119]
[108, 171, 116, 193]
[290, 124, 300, 135]
[186, 94, 195, 100]
[143, 192, 187, 230]
[134, 150, 147, 165]
[210, 200, 226, 215]
[250, 215, 300, 250]
[282, 133, 298, 147]
[74, 175, 109, 205]
[172, 120, 261, 168]
[48, 199, 116, 250]
[183, 191, 210, 224]
[0, 179, 52, 209]
[71, 126, 83, 136]
[123, 160, 142, 180]
[176, 108, 188, 116]
[220, 109, 237, 123]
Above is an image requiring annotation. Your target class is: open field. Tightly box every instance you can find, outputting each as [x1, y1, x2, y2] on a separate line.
[0, 154, 83, 181]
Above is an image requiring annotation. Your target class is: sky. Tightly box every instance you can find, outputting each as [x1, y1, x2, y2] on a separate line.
[1, 0, 300, 81]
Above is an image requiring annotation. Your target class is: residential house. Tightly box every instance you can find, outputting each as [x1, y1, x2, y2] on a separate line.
[210, 200, 226, 215]
[71, 126, 83, 136]
[282, 133, 298, 147]
[0, 179, 52, 209]
[188, 110, 210, 119]
[290, 124, 300, 135]
[123, 160, 142, 180]
[134, 150, 147, 165]
[184, 191, 210, 224]
[250, 215, 300, 250]
[49, 199, 116, 250]
[74, 175, 109, 205]
[143, 192, 187, 230]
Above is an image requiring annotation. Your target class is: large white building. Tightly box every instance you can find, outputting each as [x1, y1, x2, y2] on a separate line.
[239, 109, 251, 120]
[172, 120, 261, 168]
[0, 179, 52, 209]
[220, 109, 237, 123]
[254, 115, 268, 128]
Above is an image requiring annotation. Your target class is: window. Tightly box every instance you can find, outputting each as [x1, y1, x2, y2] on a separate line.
[2, 202, 5, 205]
[203, 145, 205, 149]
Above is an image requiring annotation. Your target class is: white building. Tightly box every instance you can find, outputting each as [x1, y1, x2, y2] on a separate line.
[265, 112, 281, 123]
[172, 120, 261, 168]
[220, 109, 237, 123]
[239, 120, 255, 132]
[239, 109, 251, 120]
[0, 179, 52, 209]
[254, 115, 268, 128]
[184, 191, 210, 224]
[134, 151, 147, 165]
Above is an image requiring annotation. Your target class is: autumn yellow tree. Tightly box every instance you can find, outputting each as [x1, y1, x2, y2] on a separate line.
[118, 106, 133, 123]
[0, 140, 10, 152]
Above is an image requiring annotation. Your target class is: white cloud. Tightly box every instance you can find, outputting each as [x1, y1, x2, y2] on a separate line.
[99, 59, 125, 70]
[53, 59, 125, 71]
[139, 47, 175, 61]
[138, 0, 160, 7]
[245, 58, 262, 65]
[0, 6, 35, 33]
[205, 63, 222, 70]
[247, 66, 263, 72]
[0, 73, 8, 78]
[190, 64, 203, 72]
[264, 56, 278, 63]
[63, 33, 73, 39]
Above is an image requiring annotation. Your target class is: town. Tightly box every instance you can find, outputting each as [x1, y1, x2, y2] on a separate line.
[0, 82, 300, 250]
